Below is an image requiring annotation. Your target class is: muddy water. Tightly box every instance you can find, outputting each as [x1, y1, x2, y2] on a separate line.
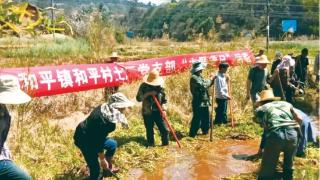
[127, 139, 259, 180]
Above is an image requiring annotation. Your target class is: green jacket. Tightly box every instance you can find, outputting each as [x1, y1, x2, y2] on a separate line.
[190, 74, 213, 107]
[136, 83, 167, 115]
[254, 101, 299, 137]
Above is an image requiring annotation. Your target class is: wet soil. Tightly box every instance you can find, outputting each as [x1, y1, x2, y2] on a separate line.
[127, 139, 259, 180]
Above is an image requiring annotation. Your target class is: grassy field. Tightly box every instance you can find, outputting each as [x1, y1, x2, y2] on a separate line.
[2, 36, 319, 179]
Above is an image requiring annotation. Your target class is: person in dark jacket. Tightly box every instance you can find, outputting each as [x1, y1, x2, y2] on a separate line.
[74, 92, 134, 180]
[0, 75, 31, 180]
[254, 90, 301, 180]
[295, 48, 309, 83]
[189, 61, 215, 137]
[136, 69, 169, 146]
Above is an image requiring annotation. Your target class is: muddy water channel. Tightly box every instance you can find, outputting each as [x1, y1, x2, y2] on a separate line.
[127, 139, 259, 180]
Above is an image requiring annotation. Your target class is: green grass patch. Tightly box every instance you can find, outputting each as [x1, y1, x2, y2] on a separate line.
[0, 37, 91, 60]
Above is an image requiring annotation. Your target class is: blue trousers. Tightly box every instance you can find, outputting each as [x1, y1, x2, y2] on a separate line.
[214, 98, 228, 124]
[77, 138, 117, 180]
[0, 160, 30, 180]
[189, 106, 210, 137]
[260, 112, 317, 156]
[258, 128, 298, 180]
[297, 117, 317, 155]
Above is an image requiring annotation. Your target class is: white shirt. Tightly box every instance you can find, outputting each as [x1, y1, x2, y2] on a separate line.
[214, 72, 229, 99]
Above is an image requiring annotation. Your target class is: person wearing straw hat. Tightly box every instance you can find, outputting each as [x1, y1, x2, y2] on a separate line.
[74, 92, 134, 179]
[0, 75, 31, 180]
[104, 52, 120, 101]
[246, 55, 271, 107]
[189, 61, 215, 137]
[254, 90, 301, 180]
[136, 69, 169, 146]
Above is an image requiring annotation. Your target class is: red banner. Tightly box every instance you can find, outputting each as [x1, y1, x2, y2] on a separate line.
[0, 50, 254, 97]
[120, 49, 254, 81]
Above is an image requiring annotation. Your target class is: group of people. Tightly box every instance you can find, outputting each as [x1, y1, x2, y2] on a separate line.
[246, 49, 318, 180]
[0, 48, 318, 180]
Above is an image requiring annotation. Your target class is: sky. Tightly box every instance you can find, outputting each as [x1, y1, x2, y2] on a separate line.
[138, 0, 171, 5]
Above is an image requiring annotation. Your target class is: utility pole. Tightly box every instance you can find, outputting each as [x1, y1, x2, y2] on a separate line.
[51, 0, 55, 38]
[266, 0, 270, 52]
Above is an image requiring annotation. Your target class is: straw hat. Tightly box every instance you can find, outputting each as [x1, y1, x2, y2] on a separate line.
[143, 69, 164, 86]
[256, 90, 280, 105]
[110, 52, 118, 58]
[190, 61, 206, 74]
[108, 92, 135, 109]
[255, 55, 270, 64]
[0, 75, 31, 104]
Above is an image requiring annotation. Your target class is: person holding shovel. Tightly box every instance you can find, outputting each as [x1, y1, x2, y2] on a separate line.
[254, 90, 301, 180]
[214, 62, 231, 125]
[270, 55, 296, 103]
[136, 69, 169, 147]
[0, 75, 31, 180]
[74, 92, 134, 180]
[189, 61, 215, 137]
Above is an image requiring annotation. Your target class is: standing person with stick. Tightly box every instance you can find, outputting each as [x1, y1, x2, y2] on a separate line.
[214, 62, 231, 125]
[189, 61, 215, 138]
[136, 69, 169, 147]
[0, 75, 31, 180]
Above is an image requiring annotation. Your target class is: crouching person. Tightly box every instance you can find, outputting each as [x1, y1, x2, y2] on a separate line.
[254, 90, 301, 180]
[74, 93, 134, 180]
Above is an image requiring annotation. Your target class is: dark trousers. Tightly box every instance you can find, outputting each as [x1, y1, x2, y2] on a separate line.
[214, 98, 228, 124]
[143, 111, 169, 146]
[0, 160, 30, 180]
[75, 138, 117, 180]
[258, 128, 298, 180]
[189, 106, 210, 137]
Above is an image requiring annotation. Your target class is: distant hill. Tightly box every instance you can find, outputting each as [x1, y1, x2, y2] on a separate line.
[27, 0, 319, 41]
[27, 0, 152, 15]
[125, 0, 319, 41]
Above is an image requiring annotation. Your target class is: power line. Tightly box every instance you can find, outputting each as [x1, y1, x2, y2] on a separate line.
[140, 9, 318, 20]
[181, 0, 319, 8]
